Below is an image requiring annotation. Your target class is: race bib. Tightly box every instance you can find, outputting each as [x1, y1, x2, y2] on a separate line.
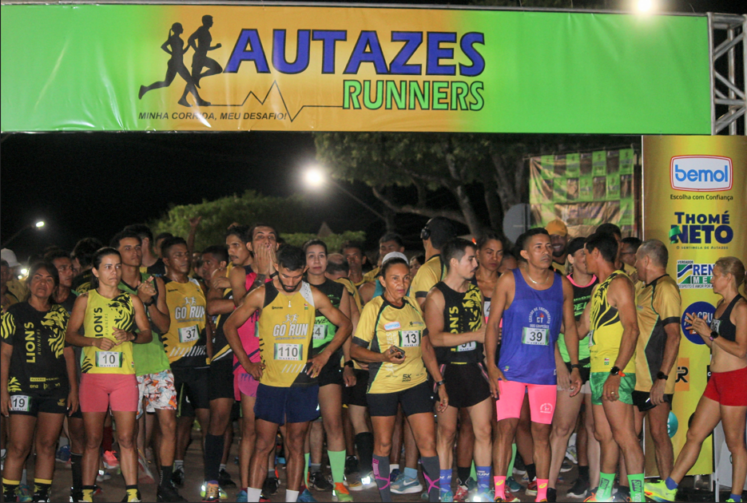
[96, 351, 123, 368]
[522, 327, 549, 346]
[10, 395, 31, 412]
[312, 324, 327, 340]
[178, 325, 199, 343]
[274, 343, 303, 361]
[457, 341, 476, 352]
[400, 330, 420, 348]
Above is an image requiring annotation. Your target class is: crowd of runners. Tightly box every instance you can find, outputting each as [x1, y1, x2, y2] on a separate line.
[0, 216, 745, 503]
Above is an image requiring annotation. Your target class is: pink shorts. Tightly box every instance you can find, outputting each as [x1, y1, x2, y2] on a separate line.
[234, 371, 259, 401]
[80, 374, 139, 413]
[496, 380, 556, 425]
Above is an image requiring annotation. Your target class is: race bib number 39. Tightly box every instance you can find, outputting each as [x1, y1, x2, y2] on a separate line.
[400, 330, 420, 348]
[274, 343, 303, 361]
[178, 325, 199, 343]
[10, 395, 31, 412]
[522, 327, 549, 346]
[96, 351, 123, 368]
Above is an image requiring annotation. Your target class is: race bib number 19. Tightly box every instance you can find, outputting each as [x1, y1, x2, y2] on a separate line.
[274, 343, 303, 361]
[522, 327, 549, 346]
[178, 325, 199, 343]
[96, 351, 123, 368]
[400, 330, 420, 348]
[10, 395, 31, 412]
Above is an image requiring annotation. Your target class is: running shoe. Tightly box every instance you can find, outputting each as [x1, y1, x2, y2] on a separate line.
[103, 450, 119, 470]
[567, 478, 590, 499]
[356, 471, 376, 489]
[137, 450, 155, 484]
[389, 468, 401, 483]
[506, 477, 523, 494]
[343, 472, 363, 492]
[643, 480, 676, 502]
[513, 457, 526, 476]
[297, 489, 317, 502]
[32, 490, 50, 502]
[566, 443, 578, 465]
[441, 490, 455, 502]
[202, 481, 220, 503]
[171, 467, 185, 488]
[494, 495, 520, 503]
[69, 487, 84, 503]
[344, 455, 359, 476]
[236, 490, 248, 503]
[309, 472, 333, 492]
[57, 444, 72, 463]
[333, 482, 353, 502]
[157, 484, 186, 502]
[96, 470, 112, 482]
[262, 476, 280, 496]
[454, 480, 469, 502]
[583, 488, 599, 502]
[525, 479, 537, 496]
[218, 468, 236, 488]
[560, 459, 574, 473]
[200, 482, 228, 501]
[121, 489, 142, 502]
[390, 475, 423, 494]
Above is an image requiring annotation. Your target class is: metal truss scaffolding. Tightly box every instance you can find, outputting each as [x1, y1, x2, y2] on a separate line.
[708, 13, 747, 135]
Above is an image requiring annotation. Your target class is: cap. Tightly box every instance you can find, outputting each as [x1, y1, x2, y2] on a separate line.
[545, 219, 568, 237]
[1, 249, 20, 268]
[382, 252, 408, 265]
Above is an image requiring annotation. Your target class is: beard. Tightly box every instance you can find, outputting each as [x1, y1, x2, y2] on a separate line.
[552, 249, 566, 258]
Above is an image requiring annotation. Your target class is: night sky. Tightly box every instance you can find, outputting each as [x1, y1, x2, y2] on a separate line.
[1, 0, 743, 262]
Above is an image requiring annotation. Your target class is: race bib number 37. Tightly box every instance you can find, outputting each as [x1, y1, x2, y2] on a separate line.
[274, 343, 303, 361]
[178, 325, 200, 343]
[10, 395, 31, 412]
[522, 327, 549, 346]
[96, 351, 123, 368]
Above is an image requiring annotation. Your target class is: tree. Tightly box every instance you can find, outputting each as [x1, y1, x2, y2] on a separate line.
[283, 231, 366, 251]
[150, 190, 313, 251]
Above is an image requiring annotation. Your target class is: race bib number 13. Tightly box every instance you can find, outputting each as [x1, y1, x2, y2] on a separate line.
[10, 395, 31, 412]
[96, 351, 123, 368]
[400, 330, 420, 348]
[522, 327, 549, 346]
[274, 343, 303, 361]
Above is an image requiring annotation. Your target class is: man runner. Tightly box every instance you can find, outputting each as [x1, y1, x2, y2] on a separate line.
[486, 228, 582, 503]
[341, 242, 370, 288]
[124, 225, 166, 277]
[223, 245, 352, 503]
[425, 238, 493, 502]
[577, 232, 644, 502]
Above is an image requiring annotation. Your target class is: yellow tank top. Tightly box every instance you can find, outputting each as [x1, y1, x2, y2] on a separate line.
[82, 290, 136, 375]
[589, 271, 636, 374]
[257, 281, 316, 388]
[162, 278, 208, 368]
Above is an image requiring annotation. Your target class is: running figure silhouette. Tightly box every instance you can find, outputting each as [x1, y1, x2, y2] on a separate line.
[139, 23, 209, 107]
[178, 15, 223, 104]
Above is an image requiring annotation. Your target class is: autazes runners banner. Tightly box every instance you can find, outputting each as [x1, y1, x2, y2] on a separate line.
[529, 148, 639, 238]
[642, 135, 747, 476]
[0, 4, 710, 133]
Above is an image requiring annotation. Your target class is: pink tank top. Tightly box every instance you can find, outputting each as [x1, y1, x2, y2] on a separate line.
[233, 271, 267, 374]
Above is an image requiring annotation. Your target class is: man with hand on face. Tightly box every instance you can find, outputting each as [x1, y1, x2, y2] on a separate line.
[222, 245, 352, 503]
[486, 229, 582, 503]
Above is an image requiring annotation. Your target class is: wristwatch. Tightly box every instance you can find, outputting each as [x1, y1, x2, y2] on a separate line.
[570, 363, 582, 370]
[436, 380, 445, 389]
[345, 360, 354, 368]
[610, 366, 625, 377]
[710, 330, 719, 341]
[656, 371, 668, 381]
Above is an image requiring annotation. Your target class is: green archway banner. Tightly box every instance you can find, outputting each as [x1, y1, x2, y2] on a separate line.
[0, 4, 710, 133]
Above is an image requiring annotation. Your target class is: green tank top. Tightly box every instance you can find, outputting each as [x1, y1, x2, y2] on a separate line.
[120, 274, 170, 376]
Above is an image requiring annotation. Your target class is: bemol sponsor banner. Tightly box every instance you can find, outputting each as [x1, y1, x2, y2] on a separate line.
[1, 4, 710, 133]
[643, 136, 747, 476]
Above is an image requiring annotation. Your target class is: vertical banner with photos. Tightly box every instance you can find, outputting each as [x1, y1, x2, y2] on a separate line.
[642, 135, 747, 476]
[529, 147, 638, 237]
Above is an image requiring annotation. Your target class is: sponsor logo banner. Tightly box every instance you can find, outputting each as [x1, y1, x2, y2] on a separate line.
[670, 156, 733, 192]
[676, 260, 713, 289]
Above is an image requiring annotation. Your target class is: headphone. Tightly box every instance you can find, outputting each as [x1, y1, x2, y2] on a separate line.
[420, 224, 431, 241]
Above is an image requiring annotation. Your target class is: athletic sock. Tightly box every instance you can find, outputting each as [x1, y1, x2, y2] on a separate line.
[102, 425, 114, 452]
[536, 478, 549, 502]
[730, 494, 742, 502]
[33, 478, 52, 498]
[246, 487, 262, 502]
[421, 456, 440, 502]
[354, 432, 374, 473]
[21, 469, 27, 485]
[204, 433, 225, 482]
[174, 459, 184, 470]
[440, 468, 452, 498]
[525, 462, 537, 482]
[597, 472, 615, 501]
[457, 466, 471, 484]
[125, 484, 139, 502]
[3, 478, 20, 500]
[285, 489, 299, 502]
[493, 476, 506, 500]
[507, 443, 517, 477]
[267, 469, 276, 479]
[404, 467, 418, 481]
[628, 473, 645, 502]
[71, 453, 83, 492]
[476, 466, 491, 494]
[81, 485, 95, 503]
[665, 477, 679, 491]
[160, 465, 173, 490]
[372, 454, 392, 502]
[578, 464, 589, 482]
[328, 450, 346, 484]
[310, 463, 321, 473]
[219, 463, 226, 472]
[304, 453, 310, 485]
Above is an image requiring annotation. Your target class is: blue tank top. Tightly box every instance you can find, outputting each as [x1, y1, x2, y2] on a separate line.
[498, 268, 564, 385]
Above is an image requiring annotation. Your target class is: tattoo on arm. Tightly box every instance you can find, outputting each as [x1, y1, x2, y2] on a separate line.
[248, 274, 267, 295]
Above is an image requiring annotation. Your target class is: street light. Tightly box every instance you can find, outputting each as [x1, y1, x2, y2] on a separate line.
[636, 0, 654, 13]
[303, 166, 387, 222]
[2, 220, 46, 248]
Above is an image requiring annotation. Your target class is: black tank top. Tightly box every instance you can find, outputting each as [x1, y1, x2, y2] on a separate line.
[433, 282, 484, 365]
[711, 294, 743, 342]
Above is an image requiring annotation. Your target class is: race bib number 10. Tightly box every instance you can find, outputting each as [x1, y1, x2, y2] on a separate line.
[522, 327, 549, 346]
[274, 343, 303, 361]
[10, 395, 31, 412]
[96, 351, 123, 368]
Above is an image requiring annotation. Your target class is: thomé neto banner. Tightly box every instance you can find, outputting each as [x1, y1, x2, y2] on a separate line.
[1, 4, 710, 133]
[642, 136, 747, 476]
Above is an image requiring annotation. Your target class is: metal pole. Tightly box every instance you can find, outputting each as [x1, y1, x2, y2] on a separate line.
[328, 179, 387, 222]
[708, 13, 716, 135]
[727, 27, 736, 135]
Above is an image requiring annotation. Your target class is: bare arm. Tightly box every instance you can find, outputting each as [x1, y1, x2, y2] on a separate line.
[712, 302, 747, 358]
[148, 277, 170, 334]
[207, 292, 234, 317]
[229, 267, 248, 307]
[359, 282, 375, 306]
[65, 295, 97, 348]
[187, 216, 201, 254]
[576, 285, 597, 337]
[308, 288, 352, 376]
[130, 295, 152, 344]
[421, 333, 448, 411]
[223, 287, 265, 379]
[0, 343, 11, 416]
[425, 288, 485, 347]
[609, 277, 640, 371]
[64, 346, 79, 415]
